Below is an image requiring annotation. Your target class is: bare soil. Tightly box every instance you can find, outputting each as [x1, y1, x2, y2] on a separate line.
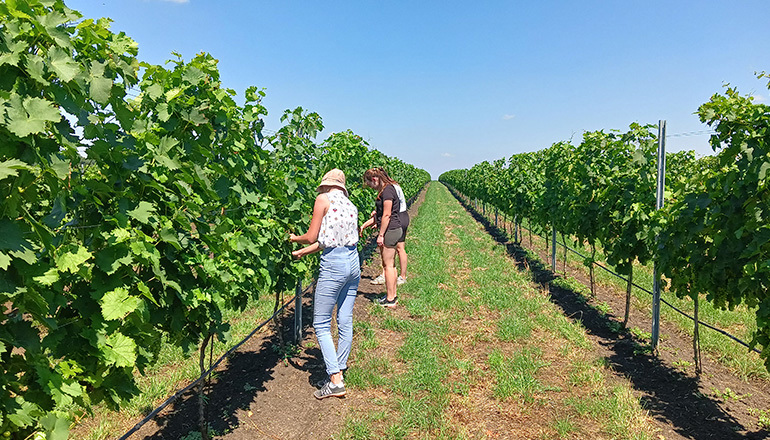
[121, 189, 428, 440]
[123, 185, 770, 440]
[455, 192, 770, 440]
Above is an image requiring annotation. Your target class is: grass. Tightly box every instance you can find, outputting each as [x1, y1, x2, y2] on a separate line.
[496, 311, 534, 342]
[552, 417, 578, 439]
[479, 199, 768, 381]
[336, 183, 657, 440]
[487, 347, 549, 403]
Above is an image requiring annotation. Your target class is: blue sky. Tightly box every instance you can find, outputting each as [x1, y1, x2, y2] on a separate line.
[66, 0, 770, 179]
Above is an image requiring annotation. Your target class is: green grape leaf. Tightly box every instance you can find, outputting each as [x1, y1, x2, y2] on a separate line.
[136, 281, 159, 306]
[7, 398, 39, 427]
[181, 108, 207, 125]
[33, 268, 59, 286]
[0, 158, 32, 181]
[42, 193, 67, 227]
[109, 32, 139, 55]
[90, 76, 113, 105]
[103, 333, 137, 367]
[112, 99, 135, 131]
[156, 103, 170, 122]
[39, 413, 70, 440]
[158, 135, 178, 153]
[759, 161, 770, 181]
[4, 95, 62, 137]
[101, 287, 141, 320]
[127, 201, 156, 224]
[0, 50, 21, 67]
[95, 244, 133, 275]
[47, 47, 79, 82]
[159, 227, 181, 249]
[60, 379, 83, 398]
[24, 53, 47, 84]
[155, 154, 180, 170]
[10, 247, 36, 265]
[164, 87, 183, 102]
[49, 154, 70, 179]
[182, 66, 205, 85]
[0, 219, 28, 251]
[145, 83, 163, 100]
[55, 246, 92, 273]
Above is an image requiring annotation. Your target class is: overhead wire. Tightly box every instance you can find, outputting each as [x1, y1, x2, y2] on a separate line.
[665, 129, 716, 138]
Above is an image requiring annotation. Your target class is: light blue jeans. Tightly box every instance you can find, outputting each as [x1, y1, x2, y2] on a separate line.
[314, 245, 360, 376]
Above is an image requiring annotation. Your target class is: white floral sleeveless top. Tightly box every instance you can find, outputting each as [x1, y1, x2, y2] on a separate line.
[318, 189, 359, 249]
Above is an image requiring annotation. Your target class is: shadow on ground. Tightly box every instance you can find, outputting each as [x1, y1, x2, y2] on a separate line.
[446, 185, 769, 440]
[134, 290, 324, 439]
[129, 186, 429, 439]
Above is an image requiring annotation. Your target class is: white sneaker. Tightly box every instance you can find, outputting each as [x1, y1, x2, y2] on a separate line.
[371, 274, 385, 285]
[397, 276, 407, 285]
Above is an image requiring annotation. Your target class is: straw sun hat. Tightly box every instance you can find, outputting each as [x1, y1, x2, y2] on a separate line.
[318, 168, 348, 196]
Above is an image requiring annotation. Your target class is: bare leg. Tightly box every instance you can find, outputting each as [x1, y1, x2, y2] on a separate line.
[396, 241, 407, 279]
[382, 246, 397, 301]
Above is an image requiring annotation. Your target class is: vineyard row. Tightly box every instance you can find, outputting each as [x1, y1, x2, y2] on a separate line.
[0, 1, 430, 438]
[439, 82, 770, 374]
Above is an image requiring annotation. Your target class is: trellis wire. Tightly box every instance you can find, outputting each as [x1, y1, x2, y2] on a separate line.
[117, 183, 428, 440]
[524, 222, 762, 355]
[555, 237, 762, 354]
[447, 185, 762, 356]
[117, 288, 301, 440]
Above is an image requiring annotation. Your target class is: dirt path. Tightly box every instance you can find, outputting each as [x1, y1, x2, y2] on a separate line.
[127, 183, 770, 439]
[127, 188, 428, 440]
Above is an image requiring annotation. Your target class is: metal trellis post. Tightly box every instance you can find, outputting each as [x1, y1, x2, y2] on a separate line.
[551, 226, 557, 271]
[294, 280, 303, 343]
[514, 214, 519, 242]
[651, 120, 666, 352]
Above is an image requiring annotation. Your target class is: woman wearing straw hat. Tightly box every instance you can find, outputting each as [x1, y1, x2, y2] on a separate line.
[290, 168, 360, 399]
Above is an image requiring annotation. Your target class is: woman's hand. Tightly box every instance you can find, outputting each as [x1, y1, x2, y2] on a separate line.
[289, 233, 298, 243]
[293, 242, 320, 258]
[359, 216, 376, 237]
[377, 234, 384, 247]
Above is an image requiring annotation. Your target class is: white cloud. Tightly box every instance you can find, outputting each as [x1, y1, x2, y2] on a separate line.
[502, 114, 515, 120]
[753, 94, 766, 103]
[441, 153, 453, 158]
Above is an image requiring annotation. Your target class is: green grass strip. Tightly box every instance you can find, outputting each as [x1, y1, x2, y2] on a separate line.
[339, 183, 655, 440]
[486, 202, 766, 380]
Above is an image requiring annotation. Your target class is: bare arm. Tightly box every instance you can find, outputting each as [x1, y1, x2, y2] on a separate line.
[292, 242, 321, 259]
[289, 194, 329, 244]
[360, 216, 375, 236]
[377, 199, 393, 246]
